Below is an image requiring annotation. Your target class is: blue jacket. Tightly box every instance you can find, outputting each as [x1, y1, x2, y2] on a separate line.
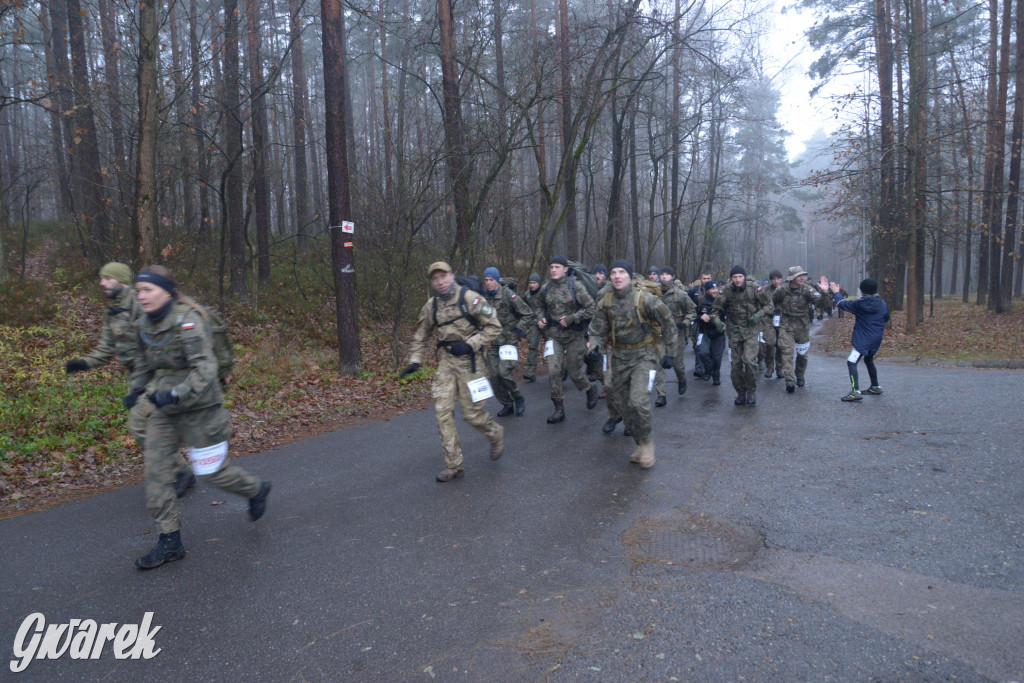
[834, 293, 889, 354]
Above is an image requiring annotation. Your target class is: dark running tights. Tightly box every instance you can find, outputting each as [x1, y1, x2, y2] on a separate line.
[847, 351, 878, 391]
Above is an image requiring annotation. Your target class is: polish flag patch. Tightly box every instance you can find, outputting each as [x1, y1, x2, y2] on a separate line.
[181, 321, 196, 330]
[473, 298, 481, 305]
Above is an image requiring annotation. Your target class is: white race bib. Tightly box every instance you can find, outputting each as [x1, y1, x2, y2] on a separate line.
[795, 341, 811, 356]
[603, 355, 608, 372]
[727, 347, 732, 362]
[772, 315, 781, 327]
[696, 333, 704, 346]
[466, 376, 494, 402]
[498, 344, 518, 362]
[648, 370, 657, 392]
[543, 340, 555, 358]
[758, 331, 765, 343]
[847, 348, 862, 363]
[188, 441, 228, 476]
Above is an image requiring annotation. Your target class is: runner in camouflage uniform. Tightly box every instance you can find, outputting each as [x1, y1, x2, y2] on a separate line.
[653, 266, 696, 403]
[63, 262, 194, 496]
[482, 267, 534, 417]
[773, 266, 828, 393]
[712, 265, 774, 406]
[759, 269, 784, 379]
[401, 262, 505, 482]
[588, 260, 677, 468]
[537, 257, 599, 423]
[522, 273, 544, 382]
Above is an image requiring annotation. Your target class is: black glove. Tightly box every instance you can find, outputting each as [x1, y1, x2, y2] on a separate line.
[65, 359, 88, 374]
[147, 390, 179, 408]
[587, 348, 602, 364]
[675, 321, 687, 331]
[399, 363, 421, 379]
[516, 328, 527, 340]
[123, 389, 145, 409]
[661, 355, 675, 370]
[448, 340, 472, 356]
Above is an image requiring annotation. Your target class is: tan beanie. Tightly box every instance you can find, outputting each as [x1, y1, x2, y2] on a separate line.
[99, 262, 134, 285]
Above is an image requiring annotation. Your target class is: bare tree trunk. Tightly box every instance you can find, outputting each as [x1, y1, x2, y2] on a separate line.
[904, 0, 927, 332]
[134, 0, 160, 263]
[873, 0, 898, 309]
[668, 0, 681, 267]
[97, 0, 127, 232]
[248, 0, 272, 286]
[438, 0, 472, 269]
[321, 0, 362, 373]
[977, 0, 1000, 305]
[40, 3, 73, 223]
[189, 0, 211, 241]
[1000, 0, 1024, 310]
[223, 0, 248, 300]
[985, 0, 1012, 311]
[558, 0, 579, 259]
[66, 0, 111, 260]
[290, 0, 313, 251]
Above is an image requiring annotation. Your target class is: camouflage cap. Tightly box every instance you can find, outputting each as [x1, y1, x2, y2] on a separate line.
[786, 266, 808, 282]
[427, 261, 453, 277]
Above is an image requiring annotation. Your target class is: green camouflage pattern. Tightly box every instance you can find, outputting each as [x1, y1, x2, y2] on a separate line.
[712, 282, 774, 393]
[589, 284, 676, 441]
[772, 282, 825, 383]
[537, 277, 595, 399]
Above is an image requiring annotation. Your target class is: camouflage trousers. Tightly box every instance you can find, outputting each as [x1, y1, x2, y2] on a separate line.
[607, 347, 658, 442]
[144, 404, 261, 534]
[129, 393, 191, 475]
[433, 352, 503, 469]
[777, 321, 811, 384]
[485, 345, 522, 408]
[653, 338, 686, 397]
[525, 326, 542, 379]
[544, 332, 590, 400]
[728, 332, 760, 393]
[759, 326, 783, 375]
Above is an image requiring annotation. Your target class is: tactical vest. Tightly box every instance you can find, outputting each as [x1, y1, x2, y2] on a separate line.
[599, 289, 661, 350]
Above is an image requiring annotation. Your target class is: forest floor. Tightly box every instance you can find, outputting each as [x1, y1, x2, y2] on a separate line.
[822, 296, 1024, 361]
[2, 250, 1021, 519]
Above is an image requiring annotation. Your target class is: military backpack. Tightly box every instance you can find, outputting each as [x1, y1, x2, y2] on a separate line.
[140, 300, 235, 381]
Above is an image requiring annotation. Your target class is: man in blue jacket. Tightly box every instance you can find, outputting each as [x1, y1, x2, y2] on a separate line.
[824, 276, 890, 402]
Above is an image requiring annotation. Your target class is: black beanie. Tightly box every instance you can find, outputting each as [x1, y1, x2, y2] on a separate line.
[860, 277, 878, 295]
[769, 269, 783, 280]
[529, 272, 541, 283]
[659, 266, 676, 277]
[593, 264, 608, 275]
[610, 259, 634, 279]
[550, 256, 569, 267]
[730, 265, 746, 277]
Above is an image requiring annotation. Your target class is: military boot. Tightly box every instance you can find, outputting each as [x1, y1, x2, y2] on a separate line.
[489, 425, 505, 461]
[629, 440, 642, 463]
[602, 416, 621, 434]
[174, 470, 196, 498]
[514, 395, 526, 416]
[436, 466, 465, 482]
[135, 530, 185, 570]
[547, 399, 565, 423]
[248, 481, 272, 522]
[797, 377, 805, 387]
[523, 372, 536, 382]
[586, 382, 599, 409]
[746, 390, 756, 406]
[496, 404, 515, 417]
[734, 393, 747, 406]
[654, 394, 667, 407]
[678, 380, 687, 395]
[635, 439, 655, 468]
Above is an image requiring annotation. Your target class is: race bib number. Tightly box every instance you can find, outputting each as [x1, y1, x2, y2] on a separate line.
[648, 370, 657, 392]
[847, 348, 862, 363]
[696, 333, 704, 346]
[498, 344, 518, 362]
[772, 315, 781, 327]
[466, 376, 494, 402]
[758, 331, 765, 343]
[603, 355, 608, 372]
[188, 441, 228, 475]
[544, 340, 555, 358]
[795, 341, 811, 356]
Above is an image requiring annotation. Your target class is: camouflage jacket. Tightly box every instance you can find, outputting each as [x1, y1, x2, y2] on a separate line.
[524, 286, 545, 316]
[82, 286, 144, 372]
[129, 303, 223, 413]
[483, 285, 535, 346]
[712, 283, 774, 340]
[772, 283, 826, 329]
[589, 283, 677, 355]
[407, 284, 501, 364]
[660, 281, 697, 331]
[537, 275, 595, 340]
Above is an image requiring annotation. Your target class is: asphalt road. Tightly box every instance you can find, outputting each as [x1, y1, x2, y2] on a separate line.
[2, 324, 1022, 682]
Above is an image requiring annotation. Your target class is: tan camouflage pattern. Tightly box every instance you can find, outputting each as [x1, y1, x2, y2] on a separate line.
[712, 283, 774, 393]
[432, 353, 504, 468]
